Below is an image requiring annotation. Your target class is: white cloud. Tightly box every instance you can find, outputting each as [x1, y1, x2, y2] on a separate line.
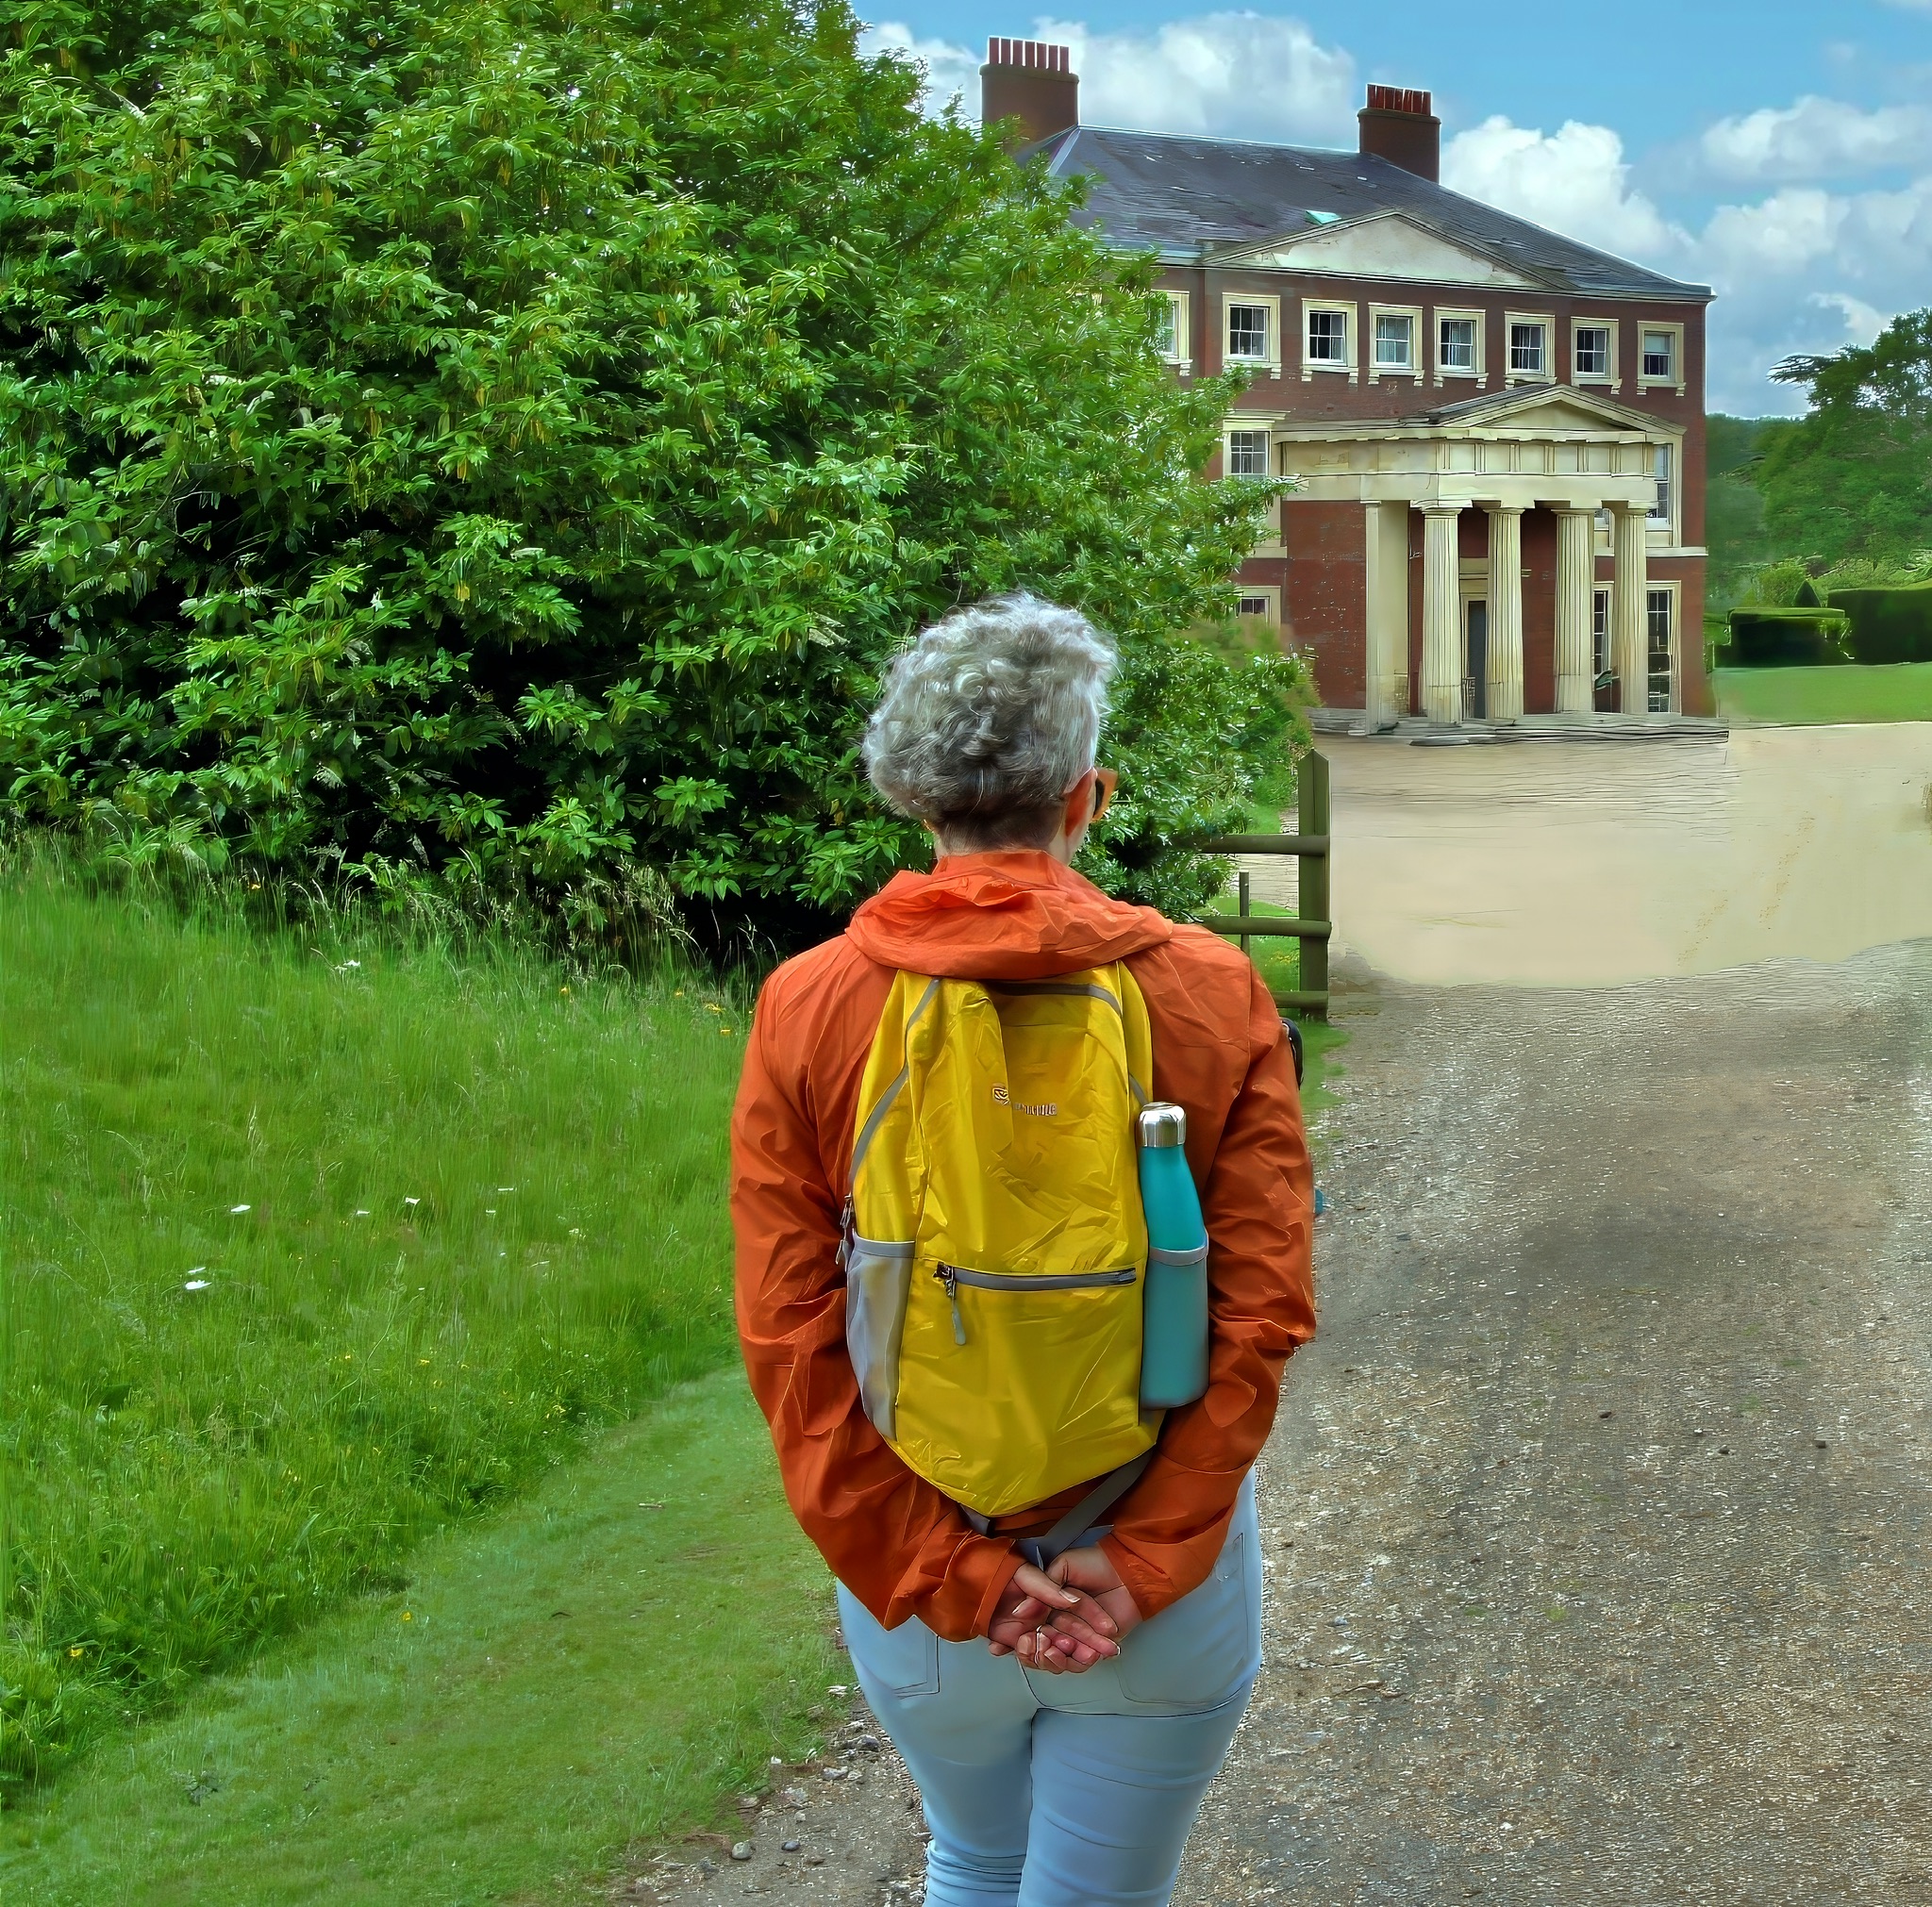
[859, 21, 980, 114]
[865, 11, 1357, 145]
[1030, 13, 1357, 144]
[1441, 116, 1690, 268]
[1809, 290, 1890, 341]
[1695, 175, 1932, 408]
[1701, 96, 1932, 182]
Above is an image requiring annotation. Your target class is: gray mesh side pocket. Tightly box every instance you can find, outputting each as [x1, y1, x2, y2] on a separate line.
[844, 1237, 914, 1439]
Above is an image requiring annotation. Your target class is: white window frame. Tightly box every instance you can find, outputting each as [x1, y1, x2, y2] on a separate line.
[1234, 586, 1281, 624]
[1639, 321, 1686, 394]
[1222, 293, 1281, 373]
[1300, 299, 1357, 383]
[1571, 317, 1618, 388]
[1645, 582, 1679, 714]
[1367, 303, 1423, 382]
[1505, 311, 1555, 384]
[1223, 424, 1273, 479]
[1591, 587, 1613, 686]
[1155, 290, 1191, 374]
[1434, 307, 1486, 388]
[1647, 441, 1675, 534]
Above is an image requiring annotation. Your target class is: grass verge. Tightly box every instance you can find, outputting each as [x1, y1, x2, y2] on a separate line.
[1, 852, 746, 1788]
[2, 1368, 840, 1905]
[1712, 661, 1932, 725]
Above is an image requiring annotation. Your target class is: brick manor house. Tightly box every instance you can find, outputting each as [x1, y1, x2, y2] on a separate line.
[981, 40, 1714, 722]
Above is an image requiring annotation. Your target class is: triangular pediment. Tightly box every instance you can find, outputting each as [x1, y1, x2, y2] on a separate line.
[1431, 385, 1665, 435]
[1212, 210, 1543, 290]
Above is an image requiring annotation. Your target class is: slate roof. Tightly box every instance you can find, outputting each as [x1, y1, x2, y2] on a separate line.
[1026, 125, 1710, 302]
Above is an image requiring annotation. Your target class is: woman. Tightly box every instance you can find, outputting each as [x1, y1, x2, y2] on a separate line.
[731, 594, 1315, 1904]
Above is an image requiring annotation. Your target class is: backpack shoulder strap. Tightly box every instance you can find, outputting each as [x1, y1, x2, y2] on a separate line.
[849, 973, 941, 1186]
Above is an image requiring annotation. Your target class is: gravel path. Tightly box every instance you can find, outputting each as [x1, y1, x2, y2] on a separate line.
[649, 945, 1932, 1904]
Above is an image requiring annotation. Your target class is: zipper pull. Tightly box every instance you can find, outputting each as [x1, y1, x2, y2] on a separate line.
[936, 1267, 965, 1345]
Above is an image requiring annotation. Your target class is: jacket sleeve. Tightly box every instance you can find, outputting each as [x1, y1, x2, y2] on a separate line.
[1100, 964, 1315, 1619]
[730, 970, 1023, 1639]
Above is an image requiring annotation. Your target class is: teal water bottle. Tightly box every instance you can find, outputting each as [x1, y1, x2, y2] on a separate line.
[1137, 1102, 1209, 1408]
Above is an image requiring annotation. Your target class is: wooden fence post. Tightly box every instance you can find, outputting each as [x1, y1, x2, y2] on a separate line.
[1297, 750, 1330, 1016]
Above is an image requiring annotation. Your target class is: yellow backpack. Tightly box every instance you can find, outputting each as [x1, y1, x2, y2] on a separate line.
[841, 965, 1159, 1520]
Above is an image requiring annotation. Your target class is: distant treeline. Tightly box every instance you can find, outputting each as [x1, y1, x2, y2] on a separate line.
[1707, 308, 1932, 620]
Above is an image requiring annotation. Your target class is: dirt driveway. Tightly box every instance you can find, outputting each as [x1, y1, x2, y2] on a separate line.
[656, 942, 1932, 1905]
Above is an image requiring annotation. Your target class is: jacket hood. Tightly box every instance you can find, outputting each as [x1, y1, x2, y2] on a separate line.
[845, 851, 1173, 981]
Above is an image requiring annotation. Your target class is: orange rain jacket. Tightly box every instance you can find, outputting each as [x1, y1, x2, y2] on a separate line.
[730, 850, 1316, 1641]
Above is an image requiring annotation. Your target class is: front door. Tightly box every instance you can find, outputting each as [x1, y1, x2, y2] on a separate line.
[1465, 599, 1488, 721]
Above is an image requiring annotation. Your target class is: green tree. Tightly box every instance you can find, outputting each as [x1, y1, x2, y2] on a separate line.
[1757, 310, 1932, 568]
[0, 0, 1296, 941]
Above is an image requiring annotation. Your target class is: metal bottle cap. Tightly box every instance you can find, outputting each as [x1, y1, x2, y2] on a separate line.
[1138, 1102, 1188, 1149]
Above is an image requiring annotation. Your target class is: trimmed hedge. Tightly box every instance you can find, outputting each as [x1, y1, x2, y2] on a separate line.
[1828, 585, 1932, 665]
[1727, 608, 1852, 667]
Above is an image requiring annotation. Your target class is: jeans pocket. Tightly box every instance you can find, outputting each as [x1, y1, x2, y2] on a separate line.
[1115, 1503, 1260, 1709]
[844, 1237, 914, 1439]
[838, 1584, 941, 1698]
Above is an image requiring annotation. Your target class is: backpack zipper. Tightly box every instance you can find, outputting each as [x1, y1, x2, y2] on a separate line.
[932, 1263, 1137, 1347]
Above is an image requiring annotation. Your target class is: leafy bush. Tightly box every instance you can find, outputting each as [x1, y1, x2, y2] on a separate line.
[1741, 558, 1816, 608]
[1725, 608, 1850, 668]
[1827, 584, 1932, 665]
[0, 0, 1296, 941]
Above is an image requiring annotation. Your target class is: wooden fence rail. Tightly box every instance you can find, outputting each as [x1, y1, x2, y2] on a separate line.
[1191, 749, 1331, 1020]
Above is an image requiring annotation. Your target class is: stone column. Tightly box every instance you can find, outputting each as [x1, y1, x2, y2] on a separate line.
[1484, 505, 1524, 721]
[1610, 503, 1649, 717]
[1363, 500, 1411, 725]
[1554, 507, 1595, 714]
[1421, 503, 1465, 725]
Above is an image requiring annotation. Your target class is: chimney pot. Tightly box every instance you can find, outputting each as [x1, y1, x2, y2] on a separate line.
[1358, 83, 1440, 182]
[981, 37, 1079, 146]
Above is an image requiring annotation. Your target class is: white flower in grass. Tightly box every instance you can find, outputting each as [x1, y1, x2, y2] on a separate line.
[230, 1204, 251, 1214]
[404, 1197, 421, 1207]
[354, 1209, 371, 1218]
[184, 1270, 211, 1291]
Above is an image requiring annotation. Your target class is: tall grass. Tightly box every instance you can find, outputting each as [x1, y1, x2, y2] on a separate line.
[0, 852, 748, 1792]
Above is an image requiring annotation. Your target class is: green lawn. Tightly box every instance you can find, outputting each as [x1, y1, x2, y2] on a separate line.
[0, 853, 750, 1791]
[3, 1369, 839, 1905]
[1712, 661, 1932, 725]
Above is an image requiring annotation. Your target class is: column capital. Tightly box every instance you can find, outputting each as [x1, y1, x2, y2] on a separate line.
[1419, 498, 1472, 516]
[1482, 502, 1527, 519]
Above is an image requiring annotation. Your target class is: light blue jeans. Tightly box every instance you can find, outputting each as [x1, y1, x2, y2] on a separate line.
[837, 1474, 1260, 1907]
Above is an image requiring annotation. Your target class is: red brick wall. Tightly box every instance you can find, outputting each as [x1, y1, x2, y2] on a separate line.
[1166, 261, 1710, 717]
[1279, 501, 1366, 708]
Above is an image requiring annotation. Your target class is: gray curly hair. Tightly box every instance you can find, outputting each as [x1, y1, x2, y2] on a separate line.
[863, 594, 1118, 849]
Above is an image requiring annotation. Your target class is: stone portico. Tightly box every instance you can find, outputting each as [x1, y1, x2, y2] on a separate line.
[1277, 385, 1683, 726]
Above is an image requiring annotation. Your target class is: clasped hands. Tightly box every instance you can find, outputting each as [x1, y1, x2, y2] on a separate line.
[985, 1545, 1143, 1673]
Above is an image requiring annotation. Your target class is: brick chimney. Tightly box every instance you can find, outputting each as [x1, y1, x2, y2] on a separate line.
[980, 39, 1078, 146]
[1357, 84, 1440, 182]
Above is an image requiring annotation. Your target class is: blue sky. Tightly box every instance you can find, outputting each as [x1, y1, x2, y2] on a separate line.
[860, 0, 1932, 413]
